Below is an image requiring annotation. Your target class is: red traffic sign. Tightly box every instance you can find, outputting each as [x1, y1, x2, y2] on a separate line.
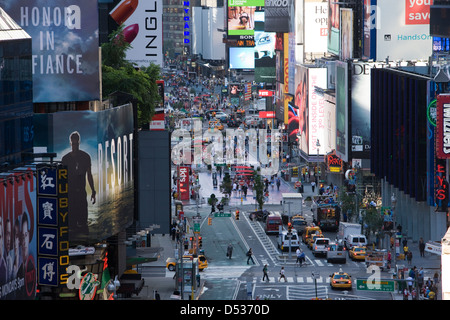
[239, 180, 245, 186]
[295, 181, 302, 188]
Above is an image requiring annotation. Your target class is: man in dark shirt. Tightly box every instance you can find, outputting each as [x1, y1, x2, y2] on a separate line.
[62, 131, 96, 237]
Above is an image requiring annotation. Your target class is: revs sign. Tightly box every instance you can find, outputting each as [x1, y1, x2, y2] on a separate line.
[436, 94, 450, 159]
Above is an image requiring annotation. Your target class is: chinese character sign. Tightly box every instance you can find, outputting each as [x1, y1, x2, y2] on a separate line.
[37, 165, 69, 288]
[0, 169, 37, 299]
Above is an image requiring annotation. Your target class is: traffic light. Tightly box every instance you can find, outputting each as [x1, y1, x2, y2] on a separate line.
[288, 222, 292, 233]
[235, 210, 239, 220]
[198, 236, 203, 248]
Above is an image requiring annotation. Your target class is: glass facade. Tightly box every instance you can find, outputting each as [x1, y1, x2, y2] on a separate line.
[0, 37, 34, 165]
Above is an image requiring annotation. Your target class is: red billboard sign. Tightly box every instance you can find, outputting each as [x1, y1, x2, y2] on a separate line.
[177, 166, 190, 200]
[258, 90, 273, 97]
[436, 94, 450, 159]
[405, 0, 432, 25]
[259, 111, 275, 118]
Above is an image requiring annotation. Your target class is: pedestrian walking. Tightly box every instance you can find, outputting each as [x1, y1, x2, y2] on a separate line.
[279, 267, 287, 282]
[262, 264, 269, 282]
[276, 177, 281, 191]
[247, 248, 255, 264]
[311, 181, 316, 193]
[296, 248, 305, 267]
[227, 243, 233, 259]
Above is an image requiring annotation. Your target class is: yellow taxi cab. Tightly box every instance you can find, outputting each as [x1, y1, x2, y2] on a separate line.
[302, 226, 322, 244]
[349, 246, 366, 261]
[330, 269, 352, 290]
[215, 122, 224, 130]
[166, 254, 208, 271]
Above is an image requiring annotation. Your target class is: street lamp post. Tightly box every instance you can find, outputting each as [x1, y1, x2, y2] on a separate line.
[316, 139, 320, 183]
[391, 193, 397, 273]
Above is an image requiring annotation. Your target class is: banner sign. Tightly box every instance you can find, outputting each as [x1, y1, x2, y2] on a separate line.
[37, 165, 69, 288]
[436, 94, 450, 159]
[177, 166, 190, 201]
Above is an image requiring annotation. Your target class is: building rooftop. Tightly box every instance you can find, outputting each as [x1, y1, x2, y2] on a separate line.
[0, 7, 30, 42]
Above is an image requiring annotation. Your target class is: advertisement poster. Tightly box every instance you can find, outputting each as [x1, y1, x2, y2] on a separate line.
[0, 0, 100, 103]
[33, 104, 135, 243]
[304, 1, 328, 53]
[340, 8, 353, 60]
[294, 66, 308, 152]
[335, 61, 349, 162]
[110, 0, 163, 67]
[177, 166, 190, 201]
[327, 0, 340, 55]
[351, 61, 387, 160]
[375, 0, 432, 61]
[0, 170, 37, 300]
[307, 68, 328, 155]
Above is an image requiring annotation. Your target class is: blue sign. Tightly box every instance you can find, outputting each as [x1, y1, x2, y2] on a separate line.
[38, 257, 59, 287]
[38, 227, 58, 256]
[37, 167, 57, 196]
[38, 197, 58, 226]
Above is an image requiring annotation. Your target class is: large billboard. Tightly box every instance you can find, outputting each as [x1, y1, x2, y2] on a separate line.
[304, 1, 328, 54]
[110, 0, 163, 67]
[229, 47, 255, 70]
[375, 0, 433, 61]
[264, 0, 292, 33]
[340, 8, 353, 60]
[34, 104, 135, 244]
[351, 61, 387, 161]
[0, 169, 37, 299]
[335, 61, 349, 162]
[0, 1, 100, 103]
[254, 10, 276, 84]
[294, 66, 330, 156]
[327, 0, 340, 56]
[307, 67, 328, 155]
[227, 0, 264, 40]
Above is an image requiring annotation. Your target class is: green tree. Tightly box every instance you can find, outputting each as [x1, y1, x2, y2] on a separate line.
[220, 172, 232, 197]
[362, 207, 383, 239]
[338, 188, 357, 222]
[101, 26, 161, 128]
[253, 171, 265, 210]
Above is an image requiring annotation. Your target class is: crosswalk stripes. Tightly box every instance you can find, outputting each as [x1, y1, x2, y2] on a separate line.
[251, 276, 331, 284]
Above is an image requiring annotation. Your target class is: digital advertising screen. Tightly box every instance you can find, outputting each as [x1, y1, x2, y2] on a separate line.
[254, 10, 276, 83]
[0, 0, 100, 103]
[227, 0, 264, 39]
[229, 47, 255, 69]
